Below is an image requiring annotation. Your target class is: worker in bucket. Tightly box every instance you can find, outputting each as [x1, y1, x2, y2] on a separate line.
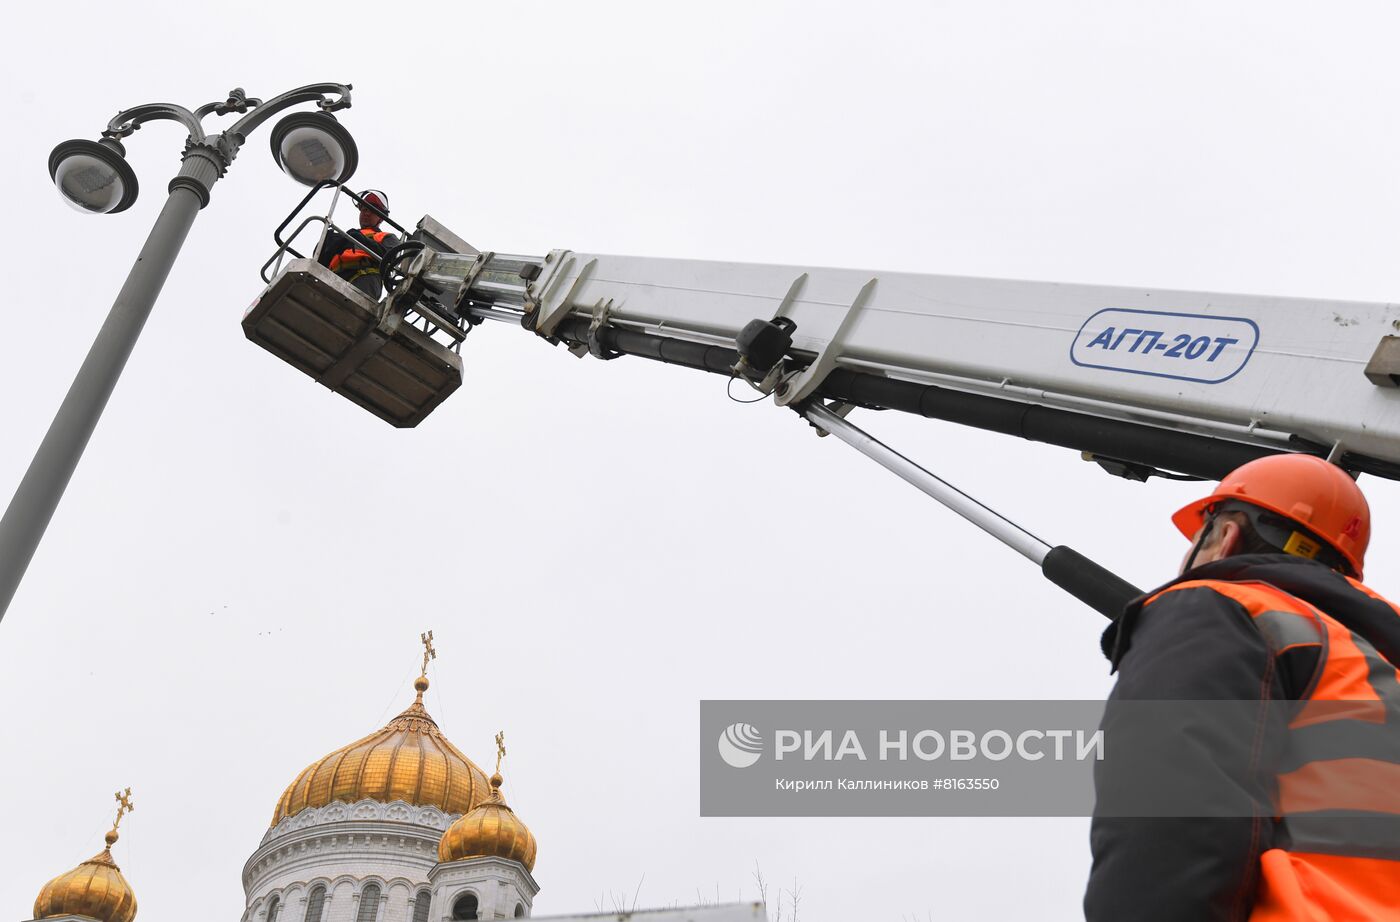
[1085, 453, 1400, 920]
[318, 189, 399, 298]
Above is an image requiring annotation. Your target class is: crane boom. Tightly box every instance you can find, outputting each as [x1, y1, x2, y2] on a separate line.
[392, 240, 1400, 480]
[242, 206, 1400, 617]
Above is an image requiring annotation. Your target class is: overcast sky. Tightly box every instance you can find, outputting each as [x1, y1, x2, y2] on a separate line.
[5, 2, 1400, 920]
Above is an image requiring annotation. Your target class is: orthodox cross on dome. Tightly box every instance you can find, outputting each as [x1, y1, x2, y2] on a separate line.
[495, 730, 506, 775]
[420, 629, 436, 677]
[112, 787, 134, 832]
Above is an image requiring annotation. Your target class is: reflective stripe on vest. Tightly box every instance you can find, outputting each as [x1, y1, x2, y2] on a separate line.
[1148, 578, 1400, 917]
[329, 228, 389, 273]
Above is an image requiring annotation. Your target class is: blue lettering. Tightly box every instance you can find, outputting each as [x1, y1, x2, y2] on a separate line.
[1112, 328, 1144, 350]
[1087, 327, 1115, 349]
[1130, 330, 1163, 353]
[1208, 337, 1239, 362]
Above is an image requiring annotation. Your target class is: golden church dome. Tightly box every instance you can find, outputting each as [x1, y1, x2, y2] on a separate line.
[272, 674, 490, 826]
[437, 771, 537, 871]
[35, 821, 137, 922]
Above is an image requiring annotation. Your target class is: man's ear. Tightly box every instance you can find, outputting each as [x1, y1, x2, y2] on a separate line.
[1214, 519, 1242, 558]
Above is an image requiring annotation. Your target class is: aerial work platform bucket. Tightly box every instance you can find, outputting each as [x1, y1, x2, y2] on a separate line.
[242, 258, 462, 427]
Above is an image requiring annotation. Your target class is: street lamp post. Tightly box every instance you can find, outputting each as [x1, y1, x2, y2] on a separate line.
[0, 83, 359, 624]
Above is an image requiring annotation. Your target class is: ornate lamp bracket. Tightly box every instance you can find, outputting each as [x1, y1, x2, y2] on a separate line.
[91, 82, 353, 209]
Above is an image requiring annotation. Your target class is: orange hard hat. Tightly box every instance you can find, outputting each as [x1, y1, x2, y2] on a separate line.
[1172, 454, 1370, 578]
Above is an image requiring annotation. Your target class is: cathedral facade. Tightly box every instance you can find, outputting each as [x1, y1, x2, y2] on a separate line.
[26, 652, 539, 922]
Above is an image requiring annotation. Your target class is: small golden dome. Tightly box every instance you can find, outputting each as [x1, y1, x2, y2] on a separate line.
[272, 675, 490, 826]
[34, 832, 137, 922]
[437, 771, 537, 871]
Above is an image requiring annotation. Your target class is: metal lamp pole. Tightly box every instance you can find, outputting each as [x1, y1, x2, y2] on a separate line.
[0, 83, 355, 624]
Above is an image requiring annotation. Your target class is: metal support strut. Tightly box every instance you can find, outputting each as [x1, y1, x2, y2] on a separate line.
[802, 402, 1145, 620]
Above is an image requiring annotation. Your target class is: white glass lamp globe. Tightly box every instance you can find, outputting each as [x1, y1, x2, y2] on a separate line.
[48, 139, 138, 214]
[269, 112, 358, 187]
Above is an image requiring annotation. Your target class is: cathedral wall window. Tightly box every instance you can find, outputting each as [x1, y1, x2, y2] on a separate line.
[452, 892, 479, 921]
[514, 903, 526, 918]
[357, 884, 383, 922]
[267, 897, 282, 922]
[305, 885, 327, 922]
[412, 890, 432, 922]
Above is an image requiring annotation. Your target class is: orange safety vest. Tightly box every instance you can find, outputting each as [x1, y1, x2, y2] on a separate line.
[329, 228, 389, 273]
[1147, 578, 1400, 920]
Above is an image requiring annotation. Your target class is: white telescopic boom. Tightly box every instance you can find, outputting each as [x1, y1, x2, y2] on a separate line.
[470, 250, 1400, 479]
[395, 241, 1400, 480]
